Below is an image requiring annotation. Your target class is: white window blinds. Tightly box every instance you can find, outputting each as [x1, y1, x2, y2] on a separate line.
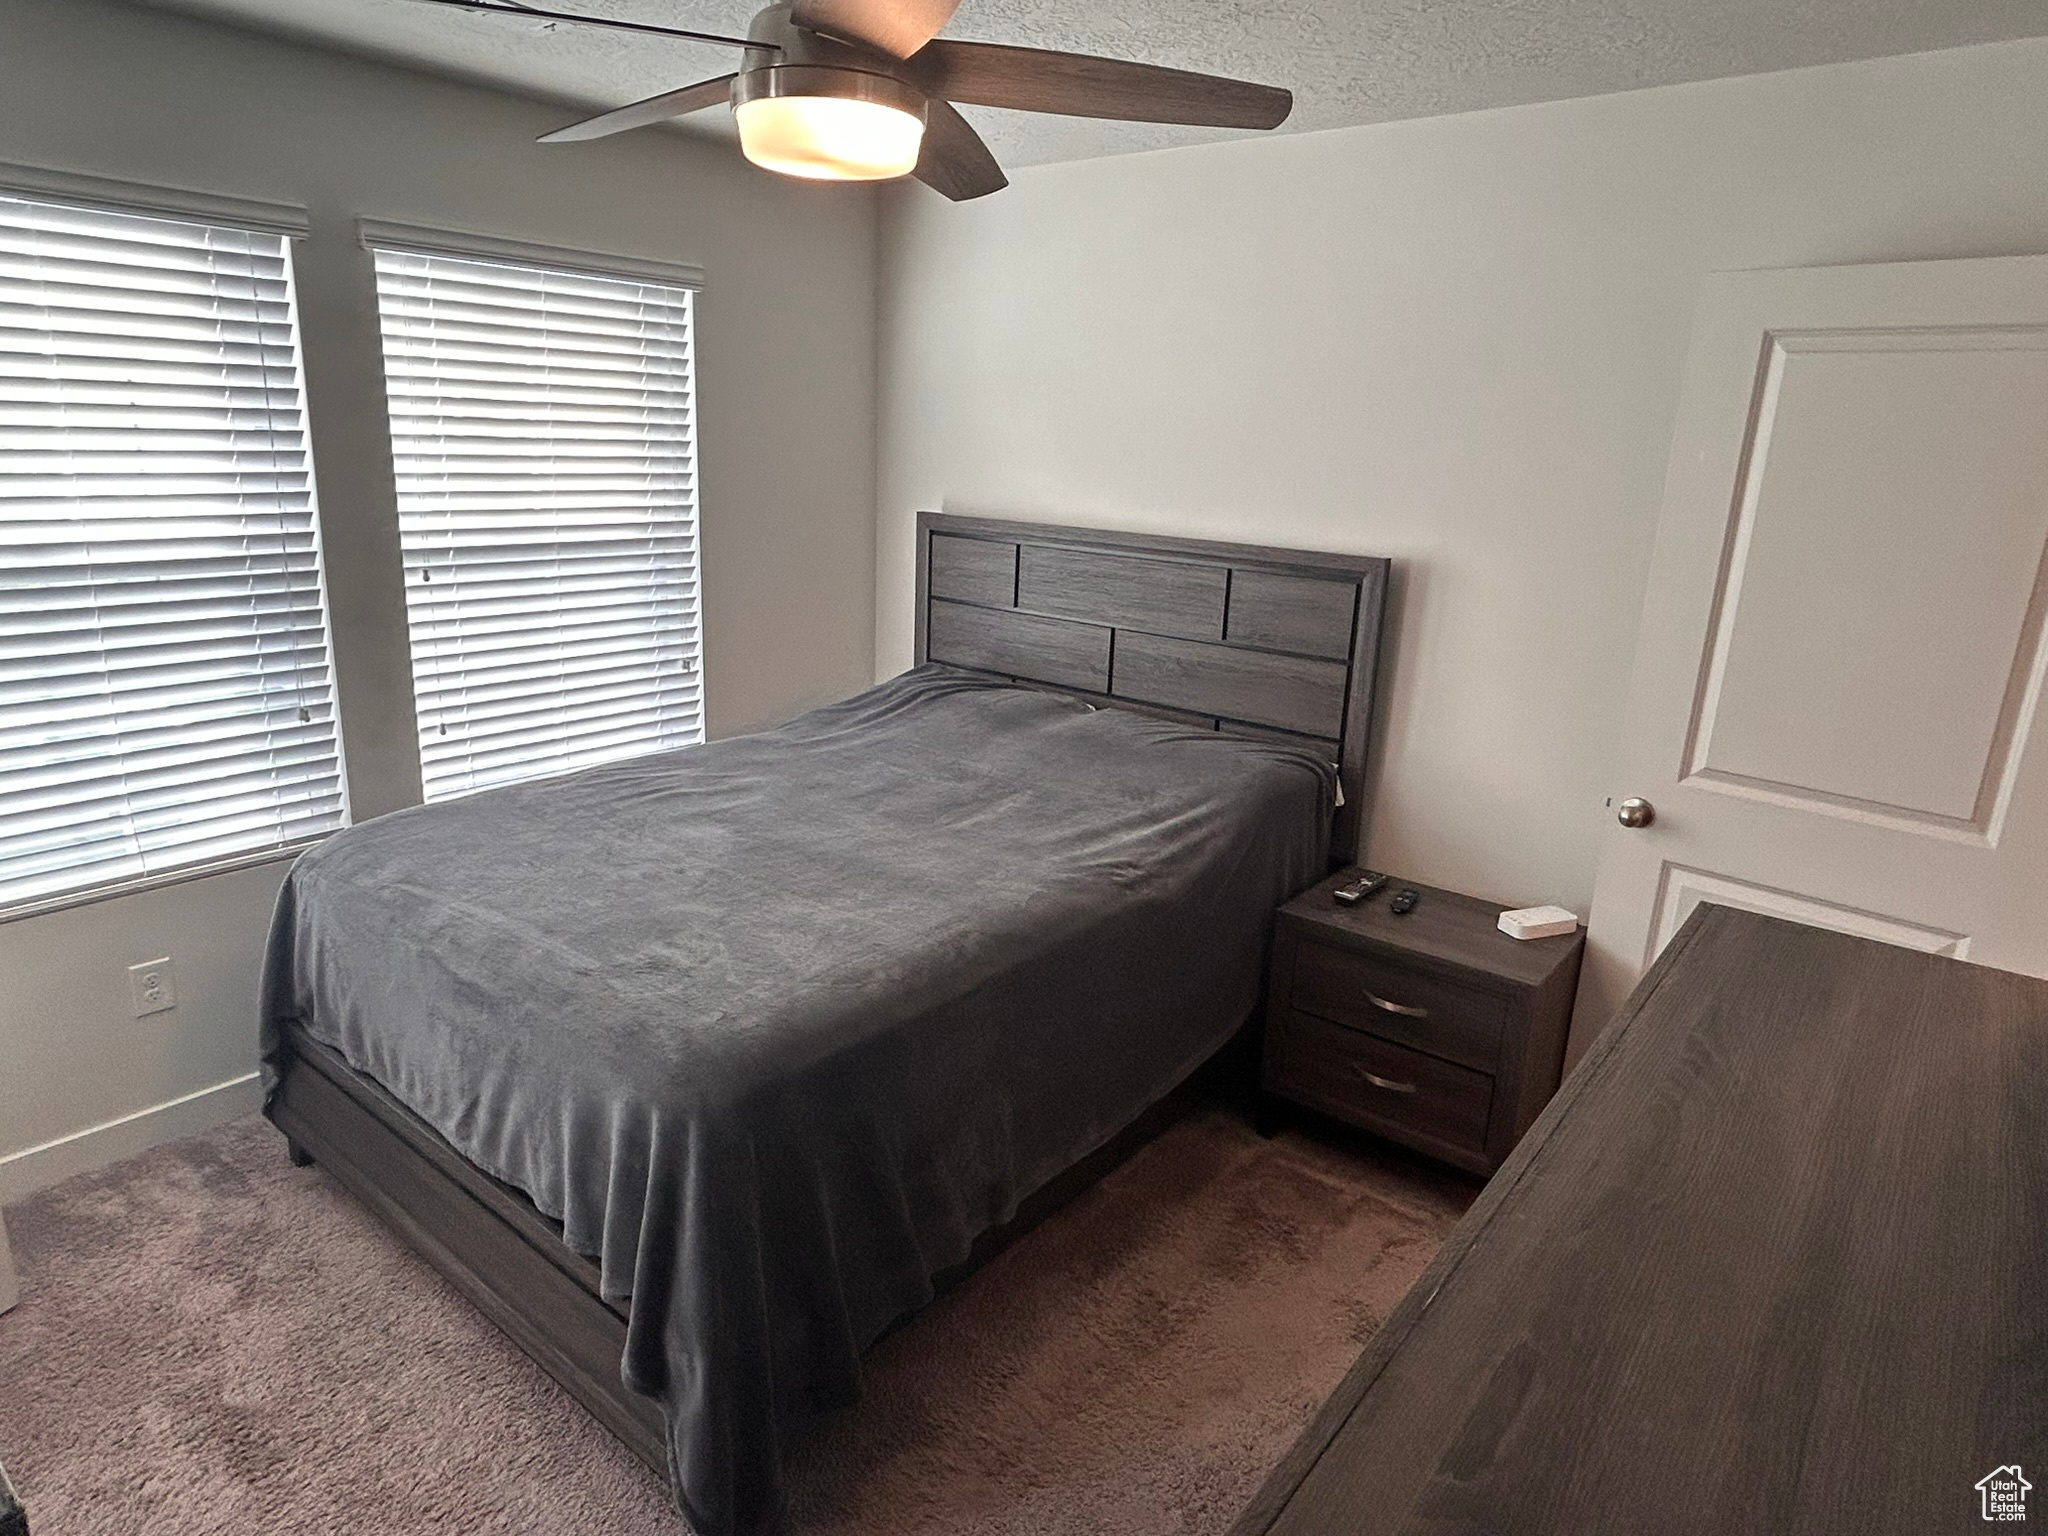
[371, 245, 703, 802]
[0, 192, 341, 914]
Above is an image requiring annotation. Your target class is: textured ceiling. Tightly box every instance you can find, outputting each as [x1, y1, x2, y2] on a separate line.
[132, 0, 2048, 169]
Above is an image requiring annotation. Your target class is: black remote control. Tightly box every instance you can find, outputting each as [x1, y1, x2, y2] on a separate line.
[1332, 871, 1389, 906]
[1390, 887, 1420, 916]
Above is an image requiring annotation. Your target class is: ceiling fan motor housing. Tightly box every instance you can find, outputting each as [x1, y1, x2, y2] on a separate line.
[731, 65, 929, 124]
[737, 2, 929, 114]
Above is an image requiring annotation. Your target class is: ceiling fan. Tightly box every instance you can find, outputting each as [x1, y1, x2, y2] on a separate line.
[407, 0, 1292, 199]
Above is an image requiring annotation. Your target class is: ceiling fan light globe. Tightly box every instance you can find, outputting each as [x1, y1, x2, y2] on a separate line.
[736, 93, 925, 179]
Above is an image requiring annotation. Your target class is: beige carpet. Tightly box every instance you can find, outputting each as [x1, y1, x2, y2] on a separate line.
[0, 1107, 1470, 1535]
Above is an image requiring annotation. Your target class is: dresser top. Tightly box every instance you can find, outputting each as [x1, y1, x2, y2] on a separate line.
[1236, 904, 2048, 1536]
[1279, 869, 1582, 991]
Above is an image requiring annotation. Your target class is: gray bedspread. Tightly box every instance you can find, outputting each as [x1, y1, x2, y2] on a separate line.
[258, 664, 1334, 1534]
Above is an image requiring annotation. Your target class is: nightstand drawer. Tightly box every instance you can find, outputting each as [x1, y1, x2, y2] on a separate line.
[1290, 940, 1508, 1071]
[1268, 1013, 1494, 1157]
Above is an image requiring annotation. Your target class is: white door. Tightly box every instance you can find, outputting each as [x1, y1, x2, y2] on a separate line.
[1576, 254, 2048, 1056]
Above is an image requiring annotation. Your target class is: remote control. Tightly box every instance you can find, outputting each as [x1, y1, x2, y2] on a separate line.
[1390, 887, 1420, 916]
[1332, 871, 1389, 906]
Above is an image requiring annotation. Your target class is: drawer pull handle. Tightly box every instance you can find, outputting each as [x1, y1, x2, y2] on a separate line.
[1352, 1066, 1419, 1094]
[1364, 990, 1429, 1019]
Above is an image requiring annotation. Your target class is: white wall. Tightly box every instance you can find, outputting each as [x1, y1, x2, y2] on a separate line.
[0, 0, 878, 1198]
[876, 39, 2048, 929]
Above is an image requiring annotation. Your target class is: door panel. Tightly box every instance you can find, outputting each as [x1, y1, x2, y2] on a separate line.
[1577, 255, 2048, 1059]
[1687, 328, 2048, 834]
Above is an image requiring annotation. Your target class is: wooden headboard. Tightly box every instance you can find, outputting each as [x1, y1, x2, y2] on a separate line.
[913, 511, 1390, 858]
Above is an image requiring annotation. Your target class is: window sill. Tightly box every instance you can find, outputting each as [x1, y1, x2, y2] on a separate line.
[0, 840, 329, 927]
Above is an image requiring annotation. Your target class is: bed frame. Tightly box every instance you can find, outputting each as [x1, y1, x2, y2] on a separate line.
[269, 514, 1391, 1488]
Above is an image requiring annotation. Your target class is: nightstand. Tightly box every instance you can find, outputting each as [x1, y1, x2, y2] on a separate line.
[1260, 871, 1585, 1176]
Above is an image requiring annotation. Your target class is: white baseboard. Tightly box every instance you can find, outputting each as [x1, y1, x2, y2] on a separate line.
[0, 1072, 262, 1207]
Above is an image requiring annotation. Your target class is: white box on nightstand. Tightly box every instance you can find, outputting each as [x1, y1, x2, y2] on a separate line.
[1498, 905, 1580, 941]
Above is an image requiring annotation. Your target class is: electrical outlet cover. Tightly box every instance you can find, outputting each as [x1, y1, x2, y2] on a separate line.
[128, 956, 177, 1017]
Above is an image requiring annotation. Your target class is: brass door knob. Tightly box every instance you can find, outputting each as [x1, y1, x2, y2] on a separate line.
[1617, 797, 1656, 829]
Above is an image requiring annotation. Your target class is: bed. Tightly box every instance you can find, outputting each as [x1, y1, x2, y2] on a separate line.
[260, 514, 1391, 1534]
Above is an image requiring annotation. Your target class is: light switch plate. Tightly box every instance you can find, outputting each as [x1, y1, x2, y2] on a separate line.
[128, 956, 177, 1017]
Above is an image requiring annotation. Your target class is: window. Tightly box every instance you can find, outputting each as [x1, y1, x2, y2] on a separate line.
[370, 244, 703, 802]
[0, 192, 341, 914]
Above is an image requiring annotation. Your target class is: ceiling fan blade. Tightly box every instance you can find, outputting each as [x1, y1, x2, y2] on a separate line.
[538, 75, 739, 143]
[912, 40, 1291, 129]
[790, 0, 960, 59]
[914, 100, 1008, 201]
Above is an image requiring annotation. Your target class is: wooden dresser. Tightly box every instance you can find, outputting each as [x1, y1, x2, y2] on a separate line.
[1233, 904, 2048, 1536]
[1261, 872, 1583, 1176]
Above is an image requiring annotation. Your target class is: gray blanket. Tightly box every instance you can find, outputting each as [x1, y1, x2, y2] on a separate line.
[259, 665, 1333, 1533]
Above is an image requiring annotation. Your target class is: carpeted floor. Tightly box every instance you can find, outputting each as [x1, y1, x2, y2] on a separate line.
[0, 1107, 1471, 1536]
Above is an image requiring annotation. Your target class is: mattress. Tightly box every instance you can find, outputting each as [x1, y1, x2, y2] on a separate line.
[258, 663, 1334, 1533]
